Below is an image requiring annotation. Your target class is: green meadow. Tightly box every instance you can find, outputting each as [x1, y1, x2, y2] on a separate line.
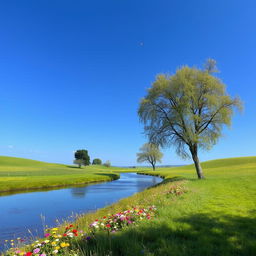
[2, 156, 256, 255]
[0, 156, 122, 194]
[66, 156, 256, 255]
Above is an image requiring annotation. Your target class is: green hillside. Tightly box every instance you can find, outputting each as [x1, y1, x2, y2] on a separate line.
[0, 156, 122, 194]
[3, 156, 256, 255]
[70, 156, 256, 256]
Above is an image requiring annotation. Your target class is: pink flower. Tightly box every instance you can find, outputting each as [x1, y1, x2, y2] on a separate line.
[33, 248, 40, 254]
[44, 233, 50, 237]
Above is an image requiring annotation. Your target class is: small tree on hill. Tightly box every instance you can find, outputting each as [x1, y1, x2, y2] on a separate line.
[74, 149, 90, 168]
[103, 160, 111, 167]
[92, 158, 102, 165]
[137, 143, 163, 170]
[138, 59, 242, 179]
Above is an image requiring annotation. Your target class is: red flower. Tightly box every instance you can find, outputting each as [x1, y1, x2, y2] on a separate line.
[26, 252, 33, 256]
[69, 224, 73, 228]
[106, 224, 111, 228]
[72, 229, 78, 233]
[63, 233, 67, 237]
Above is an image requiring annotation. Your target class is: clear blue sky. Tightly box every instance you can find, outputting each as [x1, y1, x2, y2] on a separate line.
[0, 0, 255, 166]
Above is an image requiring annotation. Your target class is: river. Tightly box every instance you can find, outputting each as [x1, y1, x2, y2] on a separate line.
[0, 173, 162, 251]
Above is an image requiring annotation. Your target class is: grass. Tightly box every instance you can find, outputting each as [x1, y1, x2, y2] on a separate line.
[3, 156, 256, 255]
[62, 156, 256, 255]
[0, 156, 124, 194]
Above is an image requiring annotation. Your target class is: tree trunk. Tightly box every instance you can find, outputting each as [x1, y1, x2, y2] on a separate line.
[152, 162, 155, 171]
[190, 146, 205, 179]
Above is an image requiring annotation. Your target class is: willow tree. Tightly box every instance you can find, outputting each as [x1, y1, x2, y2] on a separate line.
[137, 143, 163, 170]
[138, 59, 242, 179]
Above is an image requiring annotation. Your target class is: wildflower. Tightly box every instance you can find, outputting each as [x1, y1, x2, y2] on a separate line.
[60, 242, 70, 248]
[33, 248, 40, 254]
[44, 233, 50, 237]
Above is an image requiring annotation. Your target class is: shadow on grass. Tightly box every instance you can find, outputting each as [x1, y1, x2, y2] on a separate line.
[95, 173, 120, 180]
[76, 213, 256, 256]
[66, 165, 81, 169]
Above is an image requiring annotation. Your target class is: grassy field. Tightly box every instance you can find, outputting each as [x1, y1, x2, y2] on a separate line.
[3, 156, 256, 255]
[49, 156, 256, 255]
[0, 156, 123, 194]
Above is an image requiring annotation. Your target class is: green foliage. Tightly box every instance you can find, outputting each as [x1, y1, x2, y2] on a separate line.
[137, 143, 163, 170]
[138, 59, 242, 178]
[74, 149, 90, 167]
[103, 160, 111, 167]
[92, 158, 102, 165]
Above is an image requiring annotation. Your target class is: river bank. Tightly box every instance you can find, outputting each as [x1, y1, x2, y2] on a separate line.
[1, 173, 162, 253]
[0, 156, 124, 194]
[3, 156, 256, 256]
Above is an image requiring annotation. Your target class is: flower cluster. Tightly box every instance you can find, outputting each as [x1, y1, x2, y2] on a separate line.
[5, 206, 157, 256]
[6, 225, 90, 256]
[90, 206, 157, 233]
[166, 185, 187, 196]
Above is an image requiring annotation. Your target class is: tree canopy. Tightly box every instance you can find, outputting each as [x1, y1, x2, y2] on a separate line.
[103, 160, 111, 167]
[74, 149, 90, 168]
[92, 158, 102, 165]
[137, 143, 163, 170]
[138, 59, 242, 178]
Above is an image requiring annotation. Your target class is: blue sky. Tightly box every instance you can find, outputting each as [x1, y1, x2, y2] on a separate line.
[0, 0, 255, 166]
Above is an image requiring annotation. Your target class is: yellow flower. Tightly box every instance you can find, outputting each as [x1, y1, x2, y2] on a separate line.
[55, 246, 60, 250]
[51, 241, 57, 246]
[60, 242, 70, 247]
[52, 228, 58, 231]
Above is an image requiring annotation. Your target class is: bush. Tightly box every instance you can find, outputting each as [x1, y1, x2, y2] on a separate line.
[103, 160, 111, 167]
[92, 158, 102, 165]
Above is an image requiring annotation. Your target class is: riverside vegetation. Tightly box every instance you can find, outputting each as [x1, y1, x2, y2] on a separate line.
[2, 156, 256, 255]
[0, 156, 123, 194]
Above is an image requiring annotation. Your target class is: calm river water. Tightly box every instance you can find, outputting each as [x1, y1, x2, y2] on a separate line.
[0, 173, 162, 250]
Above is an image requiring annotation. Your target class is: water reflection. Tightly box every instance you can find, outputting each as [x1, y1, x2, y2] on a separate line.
[71, 186, 88, 198]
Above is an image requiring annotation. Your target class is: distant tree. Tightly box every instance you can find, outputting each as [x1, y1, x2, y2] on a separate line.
[74, 149, 90, 168]
[92, 158, 102, 165]
[137, 143, 163, 170]
[138, 59, 242, 179]
[103, 160, 111, 167]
